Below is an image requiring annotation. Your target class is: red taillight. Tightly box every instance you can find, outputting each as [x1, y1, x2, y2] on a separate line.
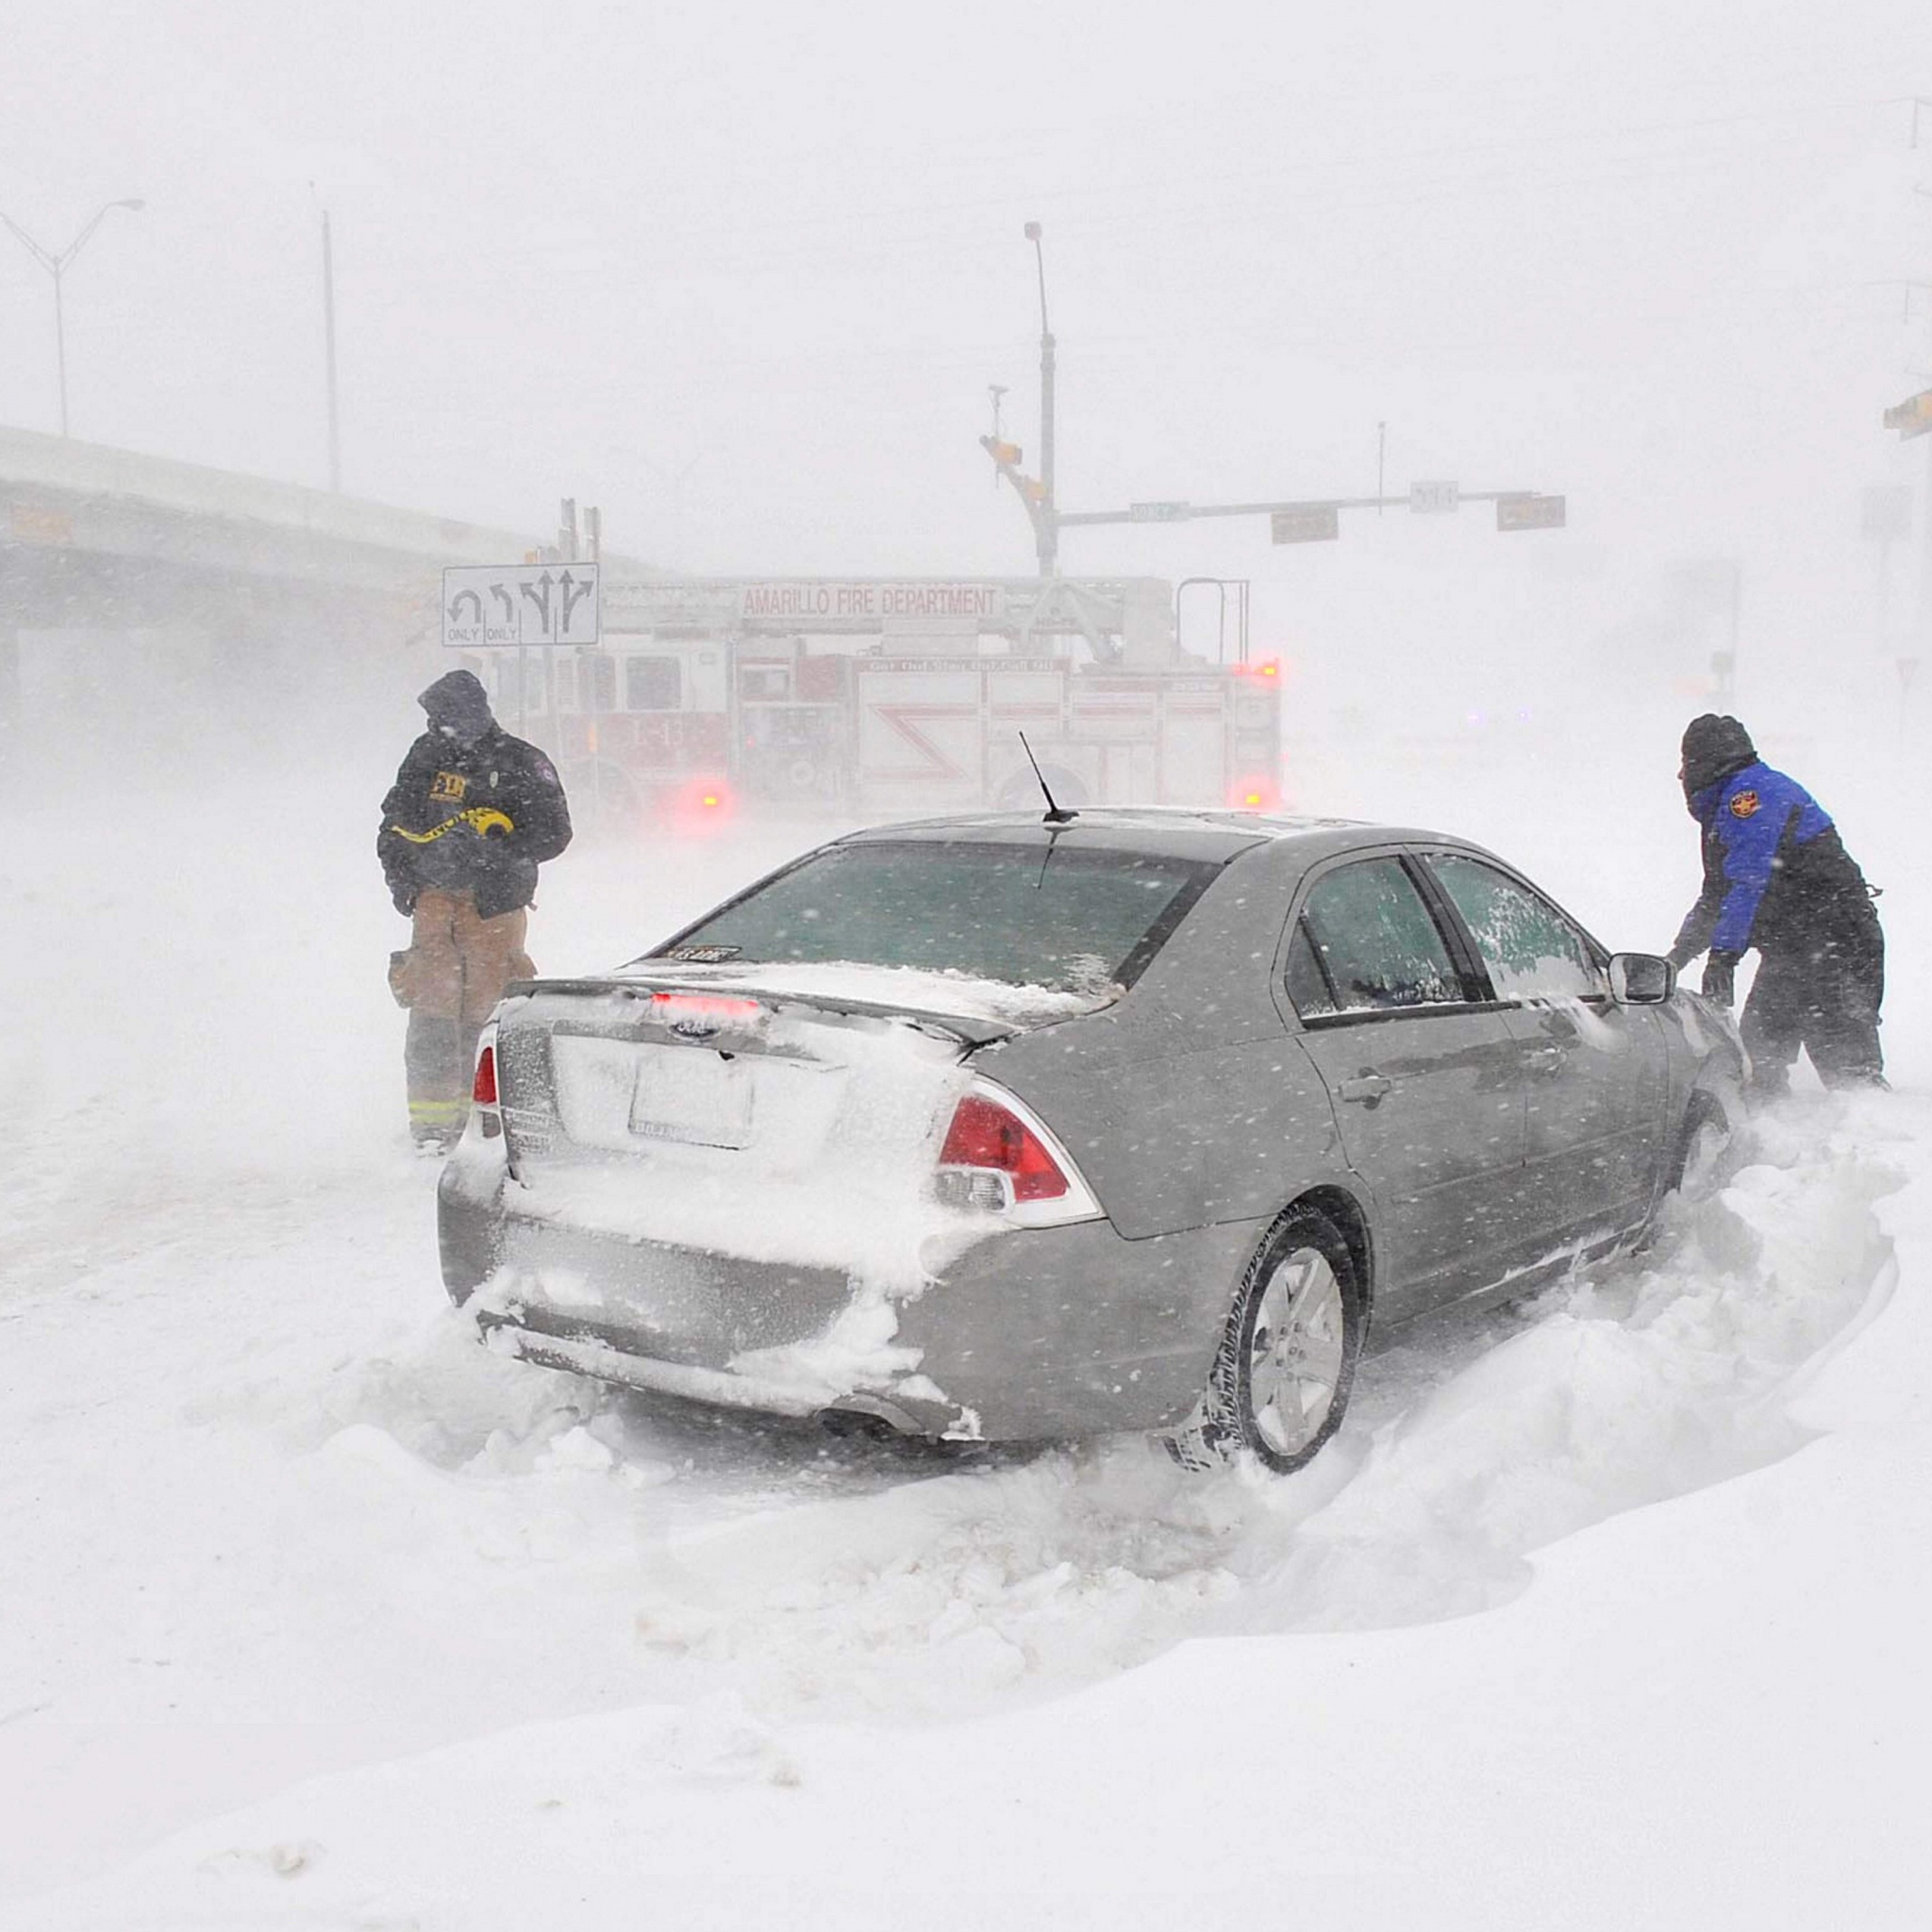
[939, 1092, 1069, 1203]
[473, 1043, 498, 1106]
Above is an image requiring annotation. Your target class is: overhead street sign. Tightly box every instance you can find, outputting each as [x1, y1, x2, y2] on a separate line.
[443, 561, 600, 649]
[1883, 389, 1932, 439]
[1128, 501, 1192, 523]
[1408, 480, 1460, 514]
[1272, 505, 1341, 544]
[1496, 493, 1567, 532]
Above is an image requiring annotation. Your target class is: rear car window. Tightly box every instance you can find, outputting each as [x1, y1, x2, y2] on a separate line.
[651, 841, 1219, 992]
[1294, 858, 1465, 1014]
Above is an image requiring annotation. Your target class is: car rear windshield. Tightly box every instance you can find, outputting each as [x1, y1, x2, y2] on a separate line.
[651, 841, 1220, 993]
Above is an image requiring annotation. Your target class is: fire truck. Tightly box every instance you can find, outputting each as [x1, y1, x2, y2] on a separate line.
[461, 575, 1282, 826]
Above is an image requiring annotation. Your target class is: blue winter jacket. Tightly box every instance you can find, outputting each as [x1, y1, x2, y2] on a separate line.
[1670, 759, 1865, 963]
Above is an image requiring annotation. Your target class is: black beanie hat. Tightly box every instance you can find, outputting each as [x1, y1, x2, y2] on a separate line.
[419, 668, 494, 738]
[1680, 713, 1756, 797]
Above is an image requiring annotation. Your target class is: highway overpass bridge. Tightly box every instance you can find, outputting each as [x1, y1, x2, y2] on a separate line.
[0, 425, 637, 776]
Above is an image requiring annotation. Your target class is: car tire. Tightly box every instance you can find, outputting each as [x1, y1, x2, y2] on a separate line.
[1671, 1091, 1735, 1205]
[1164, 1203, 1364, 1475]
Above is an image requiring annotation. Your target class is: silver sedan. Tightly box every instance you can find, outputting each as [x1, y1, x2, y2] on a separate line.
[438, 811, 1743, 1472]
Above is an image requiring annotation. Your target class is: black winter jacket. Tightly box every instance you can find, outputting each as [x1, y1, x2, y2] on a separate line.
[378, 725, 572, 920]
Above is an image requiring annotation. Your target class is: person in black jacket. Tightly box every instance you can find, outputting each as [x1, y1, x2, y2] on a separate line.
[1666, 713, 1883, 1095]
[379, 669, 573, 1146]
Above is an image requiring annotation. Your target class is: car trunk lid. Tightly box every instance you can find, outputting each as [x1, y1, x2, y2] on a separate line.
[495, 966, 1079, 1169]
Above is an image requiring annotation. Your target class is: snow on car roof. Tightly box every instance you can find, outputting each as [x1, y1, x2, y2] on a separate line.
[836, 808, 1465, 864]
[838, 808, 1377, 859]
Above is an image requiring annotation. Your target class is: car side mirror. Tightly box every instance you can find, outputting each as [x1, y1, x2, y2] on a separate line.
[1608, 952, 1674, 1005]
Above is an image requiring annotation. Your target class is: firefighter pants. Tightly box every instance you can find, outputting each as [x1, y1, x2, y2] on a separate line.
[1741, 904, 1885, 1094]
[399, 891, 531, 1142]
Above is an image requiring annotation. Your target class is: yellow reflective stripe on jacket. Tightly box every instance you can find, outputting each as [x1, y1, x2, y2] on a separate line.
[389, 806, 515, 845]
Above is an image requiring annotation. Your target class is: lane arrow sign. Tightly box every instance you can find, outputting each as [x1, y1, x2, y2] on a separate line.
[520, 572, 555, 638]
[442, 562, 603, 649]
[559, 569, 593, 631]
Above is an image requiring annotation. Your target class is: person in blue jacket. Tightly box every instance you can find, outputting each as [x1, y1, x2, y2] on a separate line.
[1667, 714, 1884, 1093]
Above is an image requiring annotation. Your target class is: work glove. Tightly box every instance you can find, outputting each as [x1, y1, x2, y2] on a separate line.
[1700, 953, 1738, 1008]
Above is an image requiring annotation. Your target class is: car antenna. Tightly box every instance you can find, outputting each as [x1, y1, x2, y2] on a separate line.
[1018, 730, 1077, 825]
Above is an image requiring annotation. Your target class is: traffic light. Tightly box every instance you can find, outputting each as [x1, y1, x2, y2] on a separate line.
[1883, 389, 1932, 439]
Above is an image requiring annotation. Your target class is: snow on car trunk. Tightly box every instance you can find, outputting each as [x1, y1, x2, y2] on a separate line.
[468, 962, 1108, 1411]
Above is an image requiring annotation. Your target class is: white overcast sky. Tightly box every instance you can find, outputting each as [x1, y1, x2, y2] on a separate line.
[3, 1, 1930, 729]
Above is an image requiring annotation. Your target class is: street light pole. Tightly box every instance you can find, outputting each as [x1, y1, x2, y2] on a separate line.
[321, 208, 342, 491]
[0, 197, 144, 437]
[53, 266, 69, 436]
[1024, 221, 1058, 576]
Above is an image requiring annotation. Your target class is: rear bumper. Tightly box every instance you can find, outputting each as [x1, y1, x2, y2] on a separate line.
[438, 1143, 1257, 1441]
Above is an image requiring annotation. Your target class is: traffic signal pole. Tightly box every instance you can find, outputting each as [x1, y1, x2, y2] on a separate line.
[988, 225, 1563, 566]
[1057, 488, 1557, 529]
[1025, 222, 1058, 576]
[985, 449, 1563, 555]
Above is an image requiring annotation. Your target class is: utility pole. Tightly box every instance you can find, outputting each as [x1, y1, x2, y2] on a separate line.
[1721, 558, 1742, 702]
[1025, 222, 1058, 575]
[321, 208, 342, 491]
[0, 197, 144, 436]
[981, 224, 1062, 575]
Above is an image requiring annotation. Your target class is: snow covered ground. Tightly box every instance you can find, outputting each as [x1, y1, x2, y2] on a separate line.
[4, 734, 1929, 1928]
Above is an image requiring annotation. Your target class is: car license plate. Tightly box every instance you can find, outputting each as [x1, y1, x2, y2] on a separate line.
[627, 1043, 754, 1150]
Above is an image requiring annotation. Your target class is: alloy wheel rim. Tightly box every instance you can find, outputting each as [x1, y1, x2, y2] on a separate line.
[1247, 1246, 1346, 1457]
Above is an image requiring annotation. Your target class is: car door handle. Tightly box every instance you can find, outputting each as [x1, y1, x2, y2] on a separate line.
[1337, 1073, 1393, 1105]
